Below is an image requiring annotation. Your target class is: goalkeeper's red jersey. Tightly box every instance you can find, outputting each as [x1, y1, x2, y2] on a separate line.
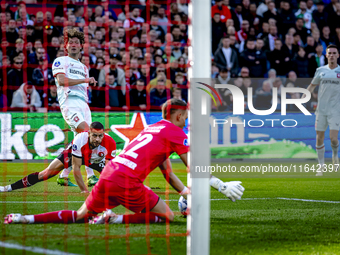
[100, 120, 189, 183]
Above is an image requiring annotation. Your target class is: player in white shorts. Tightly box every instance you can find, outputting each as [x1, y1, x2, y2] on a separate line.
[52, 28, 99, 186]
[304, 45, 340, 176]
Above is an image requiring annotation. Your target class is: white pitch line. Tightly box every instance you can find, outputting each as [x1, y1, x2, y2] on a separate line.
[0, 198, 340, 203]
[0, 241, 80, 255]
[276, 197, 340, 204]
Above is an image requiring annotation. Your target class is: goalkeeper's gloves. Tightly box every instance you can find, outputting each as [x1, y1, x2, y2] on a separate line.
[218, 181, 245, 202]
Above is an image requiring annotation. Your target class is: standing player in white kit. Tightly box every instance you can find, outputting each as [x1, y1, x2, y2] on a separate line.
[52, 28, 99, 186]
[305, 44, 340, 176]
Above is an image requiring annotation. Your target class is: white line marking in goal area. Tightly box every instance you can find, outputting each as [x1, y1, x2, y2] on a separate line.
[0, 241, 80, 255]
[1, 198, 340, 203]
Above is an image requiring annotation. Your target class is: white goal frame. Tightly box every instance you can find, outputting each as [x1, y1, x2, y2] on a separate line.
[187, 0, 211, 255]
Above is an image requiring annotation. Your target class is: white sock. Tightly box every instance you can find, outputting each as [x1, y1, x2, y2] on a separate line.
[26, 215, 35, 224]
[209, 176, 222, 190]
[331, 142, 339, 158]
[5, 185, 12, 191]
[114, 215, 123, 224]
[60, 166, 73, 178]
[316, 144, 325, 166]
[86, 166, 95, 178]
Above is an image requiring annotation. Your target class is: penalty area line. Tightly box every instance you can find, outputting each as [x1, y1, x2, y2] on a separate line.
[0, 241, 81, 255]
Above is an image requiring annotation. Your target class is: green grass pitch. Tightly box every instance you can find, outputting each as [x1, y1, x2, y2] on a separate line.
[1, 161, 340, 255]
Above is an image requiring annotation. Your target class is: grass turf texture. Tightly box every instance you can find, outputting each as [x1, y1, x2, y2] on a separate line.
[1, 162, 340, 255]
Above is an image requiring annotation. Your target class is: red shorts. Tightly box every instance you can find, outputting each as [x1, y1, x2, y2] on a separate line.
[85, 169, 159, 214]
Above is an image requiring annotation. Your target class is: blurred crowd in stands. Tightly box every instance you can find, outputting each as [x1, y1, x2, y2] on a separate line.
[0, 0, 333, 112]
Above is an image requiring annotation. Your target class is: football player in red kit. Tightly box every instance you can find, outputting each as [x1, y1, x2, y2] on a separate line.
[4, 99, 244, 224]
[0, 122, 116, 193]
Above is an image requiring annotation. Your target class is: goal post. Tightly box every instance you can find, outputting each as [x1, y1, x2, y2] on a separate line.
[187, 0, 211, 255]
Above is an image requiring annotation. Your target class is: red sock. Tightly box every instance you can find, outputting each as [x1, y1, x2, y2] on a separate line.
[122, 213, 162, 224]
[34, 210, 77, 224]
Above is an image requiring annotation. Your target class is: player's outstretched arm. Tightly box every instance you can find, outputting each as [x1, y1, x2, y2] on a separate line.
[72, 156, 88, 193]
[159, 158, 188, 199]
[210, 175, 245, 202]
[56, 73, 97, 87]
[302, 83, 318, 99]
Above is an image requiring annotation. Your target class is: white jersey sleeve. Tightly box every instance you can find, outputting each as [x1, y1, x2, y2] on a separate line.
[311, 68, 322, 85]
[71, 132, 88, 158]
[52, 57, 66, 77]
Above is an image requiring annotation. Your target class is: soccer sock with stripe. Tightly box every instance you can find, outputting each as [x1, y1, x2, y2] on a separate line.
[331, 142, 339, 158]
[86, 166, 95, 178]
[122, 213, 162, 224]
[33, 210, 78, 224]
[10, 172, 41, 191]
[59, 166, 72, 178]
[316, 144, 325, 166]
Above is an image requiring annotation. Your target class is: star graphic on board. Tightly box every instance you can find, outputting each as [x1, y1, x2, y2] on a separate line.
[110, 113, 148, 148]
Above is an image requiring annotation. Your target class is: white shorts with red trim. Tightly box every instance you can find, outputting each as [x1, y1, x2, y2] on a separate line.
[60, 98, 92, 132]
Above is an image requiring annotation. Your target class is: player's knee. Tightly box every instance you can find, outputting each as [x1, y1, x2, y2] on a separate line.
[330, 137, 338, 145]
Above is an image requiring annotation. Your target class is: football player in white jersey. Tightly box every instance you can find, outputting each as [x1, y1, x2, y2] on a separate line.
[304, 45, 340, 176]
[52, 28, 99, 186]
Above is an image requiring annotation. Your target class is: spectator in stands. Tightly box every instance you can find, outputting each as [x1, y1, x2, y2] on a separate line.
[294, 18, 310, 44]
[8, 38, 24, 61]
[267, 39, 289, 76]
[295, 0, 313, 30]
[148, 70, 172, 93]
[150, 14, 165, 42]
[74, 6, 85, 24]
[231, 4, 243, 31]
[264, 25, 280, 51]
[6, 19, 19, 44]
[130, 79, 147, 110]
[214, 36, 239, 77]
[256, 0, 271, 18]
[26, 25, 35, 43]
[255, 80, 273, 109]
[172, 88, 185, 102]
[215, 68, 230, 85]
[7, 56, 23, 88]
[123, 7, 144, 38]
[28, 47, 49, 65]
[104, 72, 125, 108]
[150, 79, 171, 107]
[313, 2, 328, 31]
[171, 26, 186, 44]
[320, 26, 334, 46]
[212, 13, 227, 54]
[279, 1, 296, 35]
[309, 43, 326, 74]
[263, 1, 280, 24]
[240, 38, 267, 77]
[98, 54, 126, 101]
[157, 7, 168, 34]
[285, 71, 298, 87]
[47, 84, 59, 111]
[11, 82, 42, 110]
[239, 66, 250, 78]
[47, 37, 60, 62]
[304, 36, 316, 57]
[32, 55, 54, 96]
[236, 20, 249, 45]
[90, 57, 104, 83]
[282, 33, 298, 60]
[212, 0, 232, 23]
[293, 47, 310, 78]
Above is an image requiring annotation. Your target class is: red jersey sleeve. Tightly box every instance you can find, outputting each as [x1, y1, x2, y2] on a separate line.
[104, 134, 117, 160]
[168, 130, 189, 156]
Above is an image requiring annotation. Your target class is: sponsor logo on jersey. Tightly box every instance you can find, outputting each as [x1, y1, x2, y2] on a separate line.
[98, 152, 104, 157]
[74, 116, 79, 123]
[183, 139, 189, 146]
[337, 73, 340, 78]
[54, 61, 61, 67]
[65, 157, 70, 163]
[320, 72, 325, 77]
[72, 144, 78, 151]
[69, 69, 86, 78]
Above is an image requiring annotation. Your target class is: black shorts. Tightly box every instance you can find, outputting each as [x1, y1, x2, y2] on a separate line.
[56, 144, 104, 173]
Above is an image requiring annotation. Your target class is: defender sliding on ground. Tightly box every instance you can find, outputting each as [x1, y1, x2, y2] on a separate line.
[0, 122, 116, 193]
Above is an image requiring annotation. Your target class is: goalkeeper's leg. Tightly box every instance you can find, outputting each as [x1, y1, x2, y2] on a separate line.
[0, 158, 65, 192]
